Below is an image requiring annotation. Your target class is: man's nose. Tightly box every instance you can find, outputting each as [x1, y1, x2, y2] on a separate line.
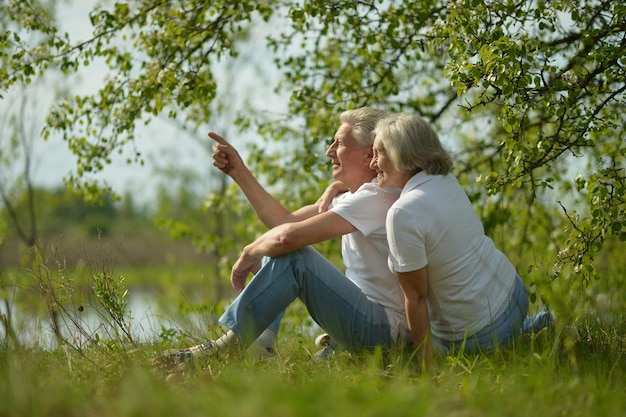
[326, 142, 336, 157]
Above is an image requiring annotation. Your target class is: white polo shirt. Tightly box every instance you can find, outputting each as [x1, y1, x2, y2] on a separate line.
[330, 181, 407, 340]
[386, 172, 516, 341]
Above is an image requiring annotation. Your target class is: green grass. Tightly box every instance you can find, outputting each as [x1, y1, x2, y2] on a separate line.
[1, 315, 625, 417]
[2, 261, 626, 417]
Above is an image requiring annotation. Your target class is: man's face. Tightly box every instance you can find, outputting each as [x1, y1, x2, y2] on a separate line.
[370, 136, 405, 188]
[326, 123, 373, 189]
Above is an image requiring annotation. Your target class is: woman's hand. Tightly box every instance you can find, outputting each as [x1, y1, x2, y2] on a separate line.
[316, 181, 349, 213]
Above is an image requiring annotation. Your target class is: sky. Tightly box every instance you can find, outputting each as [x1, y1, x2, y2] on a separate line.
[25, 0, 288, 207]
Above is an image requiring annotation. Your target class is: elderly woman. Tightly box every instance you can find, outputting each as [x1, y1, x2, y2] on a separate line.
[369, 112, 551, 366]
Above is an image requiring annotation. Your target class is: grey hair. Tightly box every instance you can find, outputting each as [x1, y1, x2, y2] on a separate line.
[340, 107, 389, 148]
[374, 113, 452, 175]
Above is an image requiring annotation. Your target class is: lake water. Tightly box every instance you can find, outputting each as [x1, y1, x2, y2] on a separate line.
[0, 292, 190, 349]
[1, 292, 322, 350]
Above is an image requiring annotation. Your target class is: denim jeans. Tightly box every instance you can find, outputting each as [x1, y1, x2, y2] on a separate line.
[432, 274, 529, 354]
[219, 246, 393, 351]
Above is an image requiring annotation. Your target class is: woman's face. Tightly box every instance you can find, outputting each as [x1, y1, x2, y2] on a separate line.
[370, 136, 408, 188]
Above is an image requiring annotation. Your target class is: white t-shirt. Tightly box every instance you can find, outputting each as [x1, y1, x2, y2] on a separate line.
[330, 181, 407, 340]
[386, 172, 516, 341]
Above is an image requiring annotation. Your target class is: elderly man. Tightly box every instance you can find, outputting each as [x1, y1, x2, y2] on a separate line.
[167, 107, 406, 362]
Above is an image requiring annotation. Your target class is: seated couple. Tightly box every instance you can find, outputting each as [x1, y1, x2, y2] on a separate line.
[161, 107, 552, 368]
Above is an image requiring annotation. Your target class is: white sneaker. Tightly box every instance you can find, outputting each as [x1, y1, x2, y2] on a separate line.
[165, 341, 217, 364]
[246, 342, 275, 361]
[314, 333, 340, 360]
[246, 329, 276, 360]
[315, 333, 332, 347]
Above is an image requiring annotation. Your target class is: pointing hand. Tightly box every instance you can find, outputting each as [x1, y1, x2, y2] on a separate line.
[209, 131, 245, 176]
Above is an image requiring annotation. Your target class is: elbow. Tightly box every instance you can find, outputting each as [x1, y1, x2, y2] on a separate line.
[396, 270, 428, 303]
[273, 224, 303, 252]
[400, 285, 429, 312]
[398, 281, 426, 302]
[404, 289, 428, 306]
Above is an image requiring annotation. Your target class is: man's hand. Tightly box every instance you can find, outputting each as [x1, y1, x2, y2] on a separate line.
[230, 249, 262, 292]
[210, 132, 245, 176]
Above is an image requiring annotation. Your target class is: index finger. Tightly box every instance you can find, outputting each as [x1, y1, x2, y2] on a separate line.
[208, 131, 230, 146]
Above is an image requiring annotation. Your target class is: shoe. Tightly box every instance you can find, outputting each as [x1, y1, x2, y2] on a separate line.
[165, 340, 218, 364]
[522, 310, 554, 334]
[314, 333, 340, 360]
[246, 342, 275, 361]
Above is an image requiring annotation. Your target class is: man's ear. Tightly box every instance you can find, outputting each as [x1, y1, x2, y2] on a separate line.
[363, 149, 374, 166]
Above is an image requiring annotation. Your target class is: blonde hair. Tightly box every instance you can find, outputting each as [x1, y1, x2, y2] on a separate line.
[340, 107, 389, 148]
[374, 113, 452, 175]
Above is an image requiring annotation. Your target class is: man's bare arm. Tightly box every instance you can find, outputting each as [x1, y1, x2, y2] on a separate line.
[211, 131, 321, 228]
[230, 211, 356, 290]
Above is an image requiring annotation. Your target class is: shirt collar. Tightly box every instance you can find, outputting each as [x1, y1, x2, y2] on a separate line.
[401, 171, 433, 195]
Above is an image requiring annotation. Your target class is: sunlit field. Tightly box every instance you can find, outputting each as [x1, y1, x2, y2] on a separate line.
[1, 258, 625, 417]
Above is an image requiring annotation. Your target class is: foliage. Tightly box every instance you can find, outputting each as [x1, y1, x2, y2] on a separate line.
[267, 0, 626, 286]
[92, 272, 134, 342]
[0, 186, 140, 242]
[0, 78, 53, 248]
[1, 0, 624, 291]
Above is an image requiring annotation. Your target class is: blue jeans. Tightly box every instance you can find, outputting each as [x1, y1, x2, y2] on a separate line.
[432, 274, 529, 354]
[219, 246, 393, 351]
